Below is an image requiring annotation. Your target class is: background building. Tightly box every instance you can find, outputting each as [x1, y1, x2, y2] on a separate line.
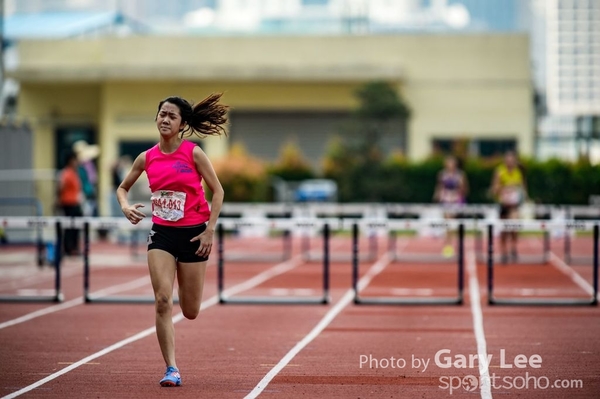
[8, 34, 533, 214]
[536, 0, 600, 161]
[2, 0, 535, 214]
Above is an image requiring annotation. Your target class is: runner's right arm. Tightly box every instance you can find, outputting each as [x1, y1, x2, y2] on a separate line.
[117, 152, 147, 225]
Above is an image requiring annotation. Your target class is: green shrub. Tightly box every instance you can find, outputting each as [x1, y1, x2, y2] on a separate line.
[268, 143, 315, 181]
[322, 137, 361, 201]
[523, 157, 600, 205]
[214, 139, 600, 204]
[462, 157, 496, 203]
[321, 149, 600, 204]
[212, 144, 268, 202]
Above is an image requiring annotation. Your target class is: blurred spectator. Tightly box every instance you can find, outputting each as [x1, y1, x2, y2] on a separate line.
[72, 140, 100, 217]
[58, 151, 83, 256]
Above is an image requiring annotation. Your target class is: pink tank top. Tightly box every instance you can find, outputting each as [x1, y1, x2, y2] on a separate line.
[145, 140, 211, 226]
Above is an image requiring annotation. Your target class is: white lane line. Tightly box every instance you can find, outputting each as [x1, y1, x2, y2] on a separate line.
[549, 252, 596, 298]
[0, 276, 150, 330]
[0, 255, 218, 331]
[16, 289, 56, 296]
[467, 252, 493, 399]
[0, 262, 82, 291]
[1, 256, 304, 399]
[525, 235, 596, 298]
[244, 253, 393, 399]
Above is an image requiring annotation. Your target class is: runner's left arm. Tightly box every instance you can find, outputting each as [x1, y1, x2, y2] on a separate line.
[191, 146, 224, 257]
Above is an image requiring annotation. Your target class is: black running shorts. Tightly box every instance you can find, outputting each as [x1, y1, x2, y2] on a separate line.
[499, 205, 519, 219]
[147, 223, 209, 262]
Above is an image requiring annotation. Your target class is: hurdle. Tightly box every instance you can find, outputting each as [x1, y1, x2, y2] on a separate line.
[296, 203, 382, 263]
[217, 218, 292, 263]
[219, 203, 293, 263]
[487, 220, 599, 306]
[217, 219, 330, 305]
[353, 220, 465, 305]
[475, 220, 551, 265]
[224, 228, 292, 263]
[563, 206, 600, 265]
[82, 218, 167, 304]
[300, 225, 377, 263]
[0, 217, 63, 303]
[387, 218, 469, 264]
[0, 197, 45, 266]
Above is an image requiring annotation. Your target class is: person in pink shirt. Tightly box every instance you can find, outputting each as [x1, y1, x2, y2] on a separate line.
[116, 93, 227, 387]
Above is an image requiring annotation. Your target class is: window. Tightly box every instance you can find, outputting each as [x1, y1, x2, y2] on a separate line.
[55, 127, 95, 169]
[431, 139, 454, 155]
[431, 138, 517, 158]
[477, 139, 517, 158]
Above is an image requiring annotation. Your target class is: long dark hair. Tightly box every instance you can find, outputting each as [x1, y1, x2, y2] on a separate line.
[157, 93, 229, 138]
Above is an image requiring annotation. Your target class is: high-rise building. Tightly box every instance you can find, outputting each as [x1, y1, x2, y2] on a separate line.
[534, 0, 600, 162]
[546, 0, 600, 115]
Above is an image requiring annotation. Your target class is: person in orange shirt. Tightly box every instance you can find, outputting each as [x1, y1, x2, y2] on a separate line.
[58, 151, 83, 256]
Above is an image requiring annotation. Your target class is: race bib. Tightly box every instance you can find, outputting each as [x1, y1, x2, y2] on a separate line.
[151, 190, 186, 222]
[500, 187, 522, 206]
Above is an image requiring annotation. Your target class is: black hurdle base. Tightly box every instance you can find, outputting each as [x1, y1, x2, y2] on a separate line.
[219, 296, 328, 305]
[85, 296, 180, 305]
[489, 297, 597, 306]
[84, 293, 178, 305]
[353, 224, 465, 306]
[354, 297, 463, 305]
[0, 221, 63, 303]
[218, 223, 330, 305]
[487, 224, 599, 306]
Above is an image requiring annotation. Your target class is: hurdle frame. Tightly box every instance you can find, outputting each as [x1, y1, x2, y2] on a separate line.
[83, 220, 173, 304]
[563, 229, 595, 265]
[300, 224, 378, 263]
[563, 206, 600, 265]
[0, 217, 63, 303]
[223, 227, 293, 263]
[0, 198, 45, 266]
[353, 221, 465, 305]
[218, 222, 330, 305]
[487, 222, 599, 306]
[475, 224, 551, 265]
[386, 218, 468, 264]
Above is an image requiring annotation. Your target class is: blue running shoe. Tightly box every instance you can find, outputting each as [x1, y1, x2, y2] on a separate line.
[159, 366, 181, 387]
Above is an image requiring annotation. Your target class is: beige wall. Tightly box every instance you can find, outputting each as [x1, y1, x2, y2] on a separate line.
[98, 81, 362, 214]
[13, 34, 528, 84]
[406, 83, 534, 158]
[18, 81, 363, 214]
[12, 34, 532, 214]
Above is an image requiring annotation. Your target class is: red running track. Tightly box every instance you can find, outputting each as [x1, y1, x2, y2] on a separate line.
[0, 234, 598, 398]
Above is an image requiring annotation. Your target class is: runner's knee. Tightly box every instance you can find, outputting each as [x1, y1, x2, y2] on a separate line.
[155, 293, 173, 316]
